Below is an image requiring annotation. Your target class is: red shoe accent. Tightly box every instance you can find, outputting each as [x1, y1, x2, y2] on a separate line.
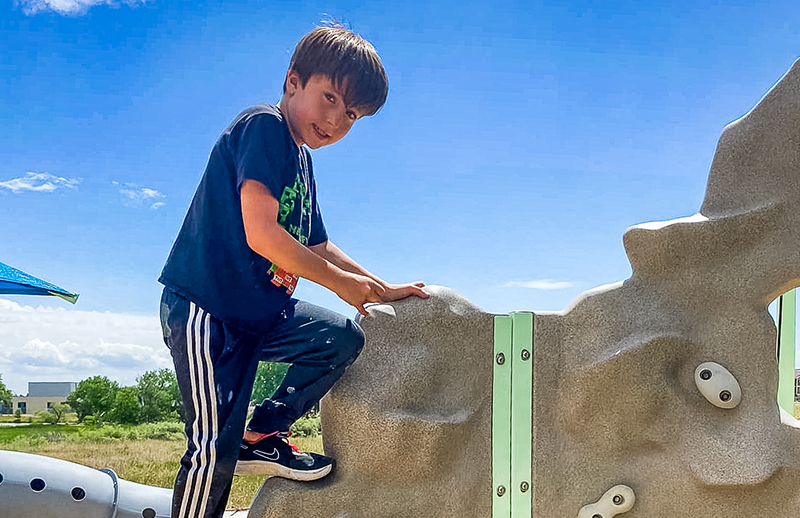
[243, 430, 279, 445]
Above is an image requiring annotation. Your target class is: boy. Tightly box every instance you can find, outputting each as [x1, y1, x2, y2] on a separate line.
[159, 25, 428, 518]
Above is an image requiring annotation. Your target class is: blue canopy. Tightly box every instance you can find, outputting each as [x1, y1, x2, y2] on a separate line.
[0, 261, 79, 304]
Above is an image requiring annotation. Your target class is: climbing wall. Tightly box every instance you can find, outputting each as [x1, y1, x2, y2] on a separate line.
[250, 58, 800, 517]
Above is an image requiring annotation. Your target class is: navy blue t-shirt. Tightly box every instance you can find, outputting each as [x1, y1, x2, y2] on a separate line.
[159, 104, 328, 333]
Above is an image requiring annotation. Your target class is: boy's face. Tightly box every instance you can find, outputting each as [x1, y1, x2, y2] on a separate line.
[281, 70, 363, 149]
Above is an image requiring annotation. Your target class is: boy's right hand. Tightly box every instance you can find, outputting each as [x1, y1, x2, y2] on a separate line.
[334, 271, 387, 316]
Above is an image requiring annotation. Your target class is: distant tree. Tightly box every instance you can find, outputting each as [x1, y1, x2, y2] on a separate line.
[0, 374, 12, 413]
[67, 376, 119, 422]
[250, 362, 289, 406]
[50, 403, 70, 423]
[108, 386, 141, 425]
[138, 368, 183, 423]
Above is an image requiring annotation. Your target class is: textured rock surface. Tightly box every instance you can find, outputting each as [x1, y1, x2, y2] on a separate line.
[251, 58, 800, 517]
[249, 289, 494, 517]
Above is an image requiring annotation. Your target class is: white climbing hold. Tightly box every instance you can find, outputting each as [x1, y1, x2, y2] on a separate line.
[577, 484, 635, 518]
[694, 361, 741, 409]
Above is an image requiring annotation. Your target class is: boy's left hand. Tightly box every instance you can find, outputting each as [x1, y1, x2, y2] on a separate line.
[378, 282, 429, 303]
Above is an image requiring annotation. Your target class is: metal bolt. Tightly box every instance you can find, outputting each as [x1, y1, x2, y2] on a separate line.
[719, 390, 732, 402]
[520, 481, 529, 493]
[612, 494, 624, 505]
[496, 485, 506, 497]
[496, 353, 505, 365]
[700, 369, 712, 381]
[71, 487, 86, 501]
[521, 349, 531, 361]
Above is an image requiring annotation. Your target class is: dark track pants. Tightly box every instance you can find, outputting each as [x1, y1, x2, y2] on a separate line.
[160, 287, 364, 518]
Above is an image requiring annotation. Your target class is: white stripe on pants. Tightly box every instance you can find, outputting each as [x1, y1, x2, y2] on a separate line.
[178, 302, 219, 518]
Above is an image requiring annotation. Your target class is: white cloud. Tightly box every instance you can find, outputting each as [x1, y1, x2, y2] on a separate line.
[0, 172, 81, 194]
[501, 279, 575, 290]
[0, 299, 170, 395]
[15, 0, 150, 16]
[115, 182, 166, 209]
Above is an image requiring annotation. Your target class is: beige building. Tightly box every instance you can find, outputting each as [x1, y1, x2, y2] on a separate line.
[11, 381, 76, 415]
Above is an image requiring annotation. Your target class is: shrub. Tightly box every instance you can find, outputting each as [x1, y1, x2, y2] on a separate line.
[139, 421, 185, 440]
[105, 427, 126, 439]
[34, 411, 58, 425]
[8, 433, 48, 449]
[46, 431, 65, 443]
[83, 415, 96, 426]
[71, 422, 185, 443]
[290, 413, 321, 438]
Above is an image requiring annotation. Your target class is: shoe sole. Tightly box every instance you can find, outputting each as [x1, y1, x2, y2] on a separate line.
[234, 460, 333, 481]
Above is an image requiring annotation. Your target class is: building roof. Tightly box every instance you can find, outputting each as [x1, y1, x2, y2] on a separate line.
[27, 382, 77, 398]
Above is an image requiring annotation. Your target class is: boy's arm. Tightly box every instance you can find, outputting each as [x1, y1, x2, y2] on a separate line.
[241, 179, 387, 315]
[309, 240, 428, 303]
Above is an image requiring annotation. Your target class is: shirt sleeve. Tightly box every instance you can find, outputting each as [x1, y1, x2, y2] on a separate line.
[231, 112, 287, 200]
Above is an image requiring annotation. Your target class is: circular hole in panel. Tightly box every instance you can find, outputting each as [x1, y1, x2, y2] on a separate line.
[142, 508, 157, 518]
[71, 486, 87, 501]
[0, 472, 4, 485]
[30, 478, 46, 492]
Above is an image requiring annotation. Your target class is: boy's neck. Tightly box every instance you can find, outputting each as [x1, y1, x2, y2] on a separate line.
[276, 99, 304, 148]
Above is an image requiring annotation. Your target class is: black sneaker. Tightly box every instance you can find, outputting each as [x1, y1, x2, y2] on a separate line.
[235, 431, 334, 481]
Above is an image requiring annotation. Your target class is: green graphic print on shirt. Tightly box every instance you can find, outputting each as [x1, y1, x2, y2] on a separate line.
[269, 172, 312, 294]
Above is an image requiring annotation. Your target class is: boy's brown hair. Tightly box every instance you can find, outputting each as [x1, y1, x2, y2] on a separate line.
[286, 24, 388, 116]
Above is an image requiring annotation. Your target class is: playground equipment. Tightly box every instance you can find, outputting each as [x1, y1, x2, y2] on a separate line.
[0, 450, 171, 518]
[0, 261, 79, 304]
[3, 58, 800, 518]
[249, 58, 800, 517]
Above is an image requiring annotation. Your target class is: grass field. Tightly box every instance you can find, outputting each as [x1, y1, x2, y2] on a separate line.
[0, 422, 323, 509]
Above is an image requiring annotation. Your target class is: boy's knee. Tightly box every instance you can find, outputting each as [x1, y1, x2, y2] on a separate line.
[322, 318, 363, 367]
[340, 318, 365, 360]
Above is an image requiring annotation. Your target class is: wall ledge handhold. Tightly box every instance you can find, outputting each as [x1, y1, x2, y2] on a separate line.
[695, 361, 742, 409]
[578, 485, 636, 518]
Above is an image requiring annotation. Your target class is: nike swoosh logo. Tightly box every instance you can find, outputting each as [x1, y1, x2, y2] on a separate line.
[254, 448, 280, 461]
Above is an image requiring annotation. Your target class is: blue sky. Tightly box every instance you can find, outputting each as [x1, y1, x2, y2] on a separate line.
[1, 0, 799, 393]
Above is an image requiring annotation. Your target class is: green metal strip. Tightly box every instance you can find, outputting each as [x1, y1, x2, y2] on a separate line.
[492, 315, 513, 518]
[777, 289, 796, 414]
[510, 312, 533, 516]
